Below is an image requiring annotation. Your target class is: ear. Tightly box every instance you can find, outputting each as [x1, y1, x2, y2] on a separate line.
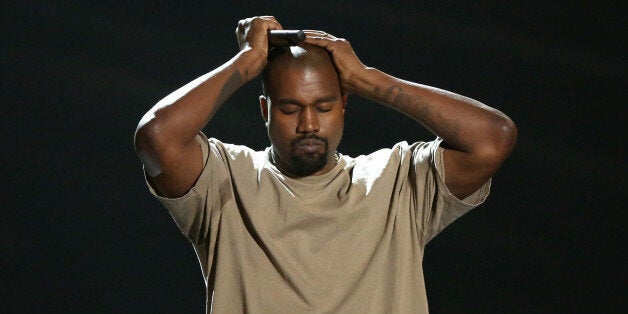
[342, 93, 348, 113]
[259, 95, 269, 124]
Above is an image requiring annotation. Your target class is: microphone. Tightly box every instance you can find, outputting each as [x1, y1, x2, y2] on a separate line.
[268, 30, 306, 47]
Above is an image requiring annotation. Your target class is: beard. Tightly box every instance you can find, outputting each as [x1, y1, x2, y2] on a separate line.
[288, 134, 329, 176]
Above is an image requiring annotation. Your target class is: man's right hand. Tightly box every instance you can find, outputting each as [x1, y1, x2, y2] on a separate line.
[235, 16, 283, 79]
[134, 16, 283, 198]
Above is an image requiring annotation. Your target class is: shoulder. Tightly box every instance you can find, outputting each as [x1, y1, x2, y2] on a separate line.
[349, 140, 440, 166]
[205, 137, 268, 169]
[207, 137, 257, 156]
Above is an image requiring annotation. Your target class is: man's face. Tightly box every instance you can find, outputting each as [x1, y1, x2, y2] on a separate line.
[261, 64, 345, 177]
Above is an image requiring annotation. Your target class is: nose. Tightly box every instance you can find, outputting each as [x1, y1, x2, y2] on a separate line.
[296, 106, 319, 134]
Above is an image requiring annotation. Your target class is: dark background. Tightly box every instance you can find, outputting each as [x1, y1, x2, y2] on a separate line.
[4, 1, 625, 313]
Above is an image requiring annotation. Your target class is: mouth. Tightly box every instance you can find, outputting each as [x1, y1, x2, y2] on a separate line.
[295, 138, 324, 153]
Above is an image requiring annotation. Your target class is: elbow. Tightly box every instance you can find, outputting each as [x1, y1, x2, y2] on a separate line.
[499, 116, 518, 155]
[134, 111, 168, 156]
[134, 112, 172, 178]
[474, 115, 518, 167]
[134, 114, 153, 154]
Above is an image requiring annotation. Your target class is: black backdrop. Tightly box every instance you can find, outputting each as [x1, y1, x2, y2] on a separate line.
[4, 1, 625, 313]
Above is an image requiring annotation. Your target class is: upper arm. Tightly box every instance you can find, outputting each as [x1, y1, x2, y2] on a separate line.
[442, 146, 500, 199]
[441, 123, 517, 199]
[134, 125, 204, 198]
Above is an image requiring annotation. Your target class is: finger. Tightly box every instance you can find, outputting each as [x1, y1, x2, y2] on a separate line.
[304, 35, 330, 43]
[303, 30, 337, 40]
[238, 16, 282, 31]
[257, 16, 283, 30]
[258, 15, 277, 21]
[303, 29, 336, 36]
[304, 36, 332, 48]
[303, 33, 338, 48]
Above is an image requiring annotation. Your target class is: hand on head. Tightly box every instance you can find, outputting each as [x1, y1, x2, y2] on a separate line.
[303, 30, 369, 95]
[235, 16, 282, 55]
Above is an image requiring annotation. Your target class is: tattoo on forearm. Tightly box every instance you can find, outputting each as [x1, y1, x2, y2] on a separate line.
[216, 70, 243, 106]
[375, 84, 461, 141]
[382, 85, 404, 107]
[374, 84, 415, 111]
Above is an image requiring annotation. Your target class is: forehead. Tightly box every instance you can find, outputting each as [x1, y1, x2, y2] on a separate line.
[266, 65, 341, 100]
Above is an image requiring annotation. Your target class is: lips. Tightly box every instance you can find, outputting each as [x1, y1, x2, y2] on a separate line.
[295, 138, 324, 153]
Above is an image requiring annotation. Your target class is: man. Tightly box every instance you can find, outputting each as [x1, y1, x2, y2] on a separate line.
[135, 16, 517, 313]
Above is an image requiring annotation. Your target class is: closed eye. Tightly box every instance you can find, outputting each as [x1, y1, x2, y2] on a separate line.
[280, 104, 300, 114]
[316, 104, 333, 112]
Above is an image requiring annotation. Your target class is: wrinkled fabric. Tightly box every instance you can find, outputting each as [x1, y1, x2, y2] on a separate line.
[146, 132, 490, 313]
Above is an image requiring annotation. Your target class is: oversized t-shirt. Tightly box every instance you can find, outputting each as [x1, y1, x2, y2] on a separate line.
[146, 132, 491, 313]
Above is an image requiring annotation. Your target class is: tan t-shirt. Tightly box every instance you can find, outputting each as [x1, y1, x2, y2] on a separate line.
[146, 132, 490, 313]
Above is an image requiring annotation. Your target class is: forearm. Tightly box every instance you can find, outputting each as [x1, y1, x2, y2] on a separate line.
[135, 48, 265, 147]
[354, 68, 516, 155]
[304, 31, 516, 198]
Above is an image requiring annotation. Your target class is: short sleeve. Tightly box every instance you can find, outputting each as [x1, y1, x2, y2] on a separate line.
[412, 138, 491, 244]
[144, 132, 225, 244]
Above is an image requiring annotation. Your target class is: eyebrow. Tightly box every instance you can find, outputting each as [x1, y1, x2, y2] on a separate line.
[276, 95, 338, 106]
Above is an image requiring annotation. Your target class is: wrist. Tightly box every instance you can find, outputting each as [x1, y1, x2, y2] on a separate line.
[233, 47, 267, 82]
[345, 66, 379, 96]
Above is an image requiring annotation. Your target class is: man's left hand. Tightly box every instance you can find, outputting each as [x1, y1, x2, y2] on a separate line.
[304, 30, 370, 95]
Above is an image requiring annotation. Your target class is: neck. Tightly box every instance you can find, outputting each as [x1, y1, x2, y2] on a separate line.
[270, 148, 339, 178]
